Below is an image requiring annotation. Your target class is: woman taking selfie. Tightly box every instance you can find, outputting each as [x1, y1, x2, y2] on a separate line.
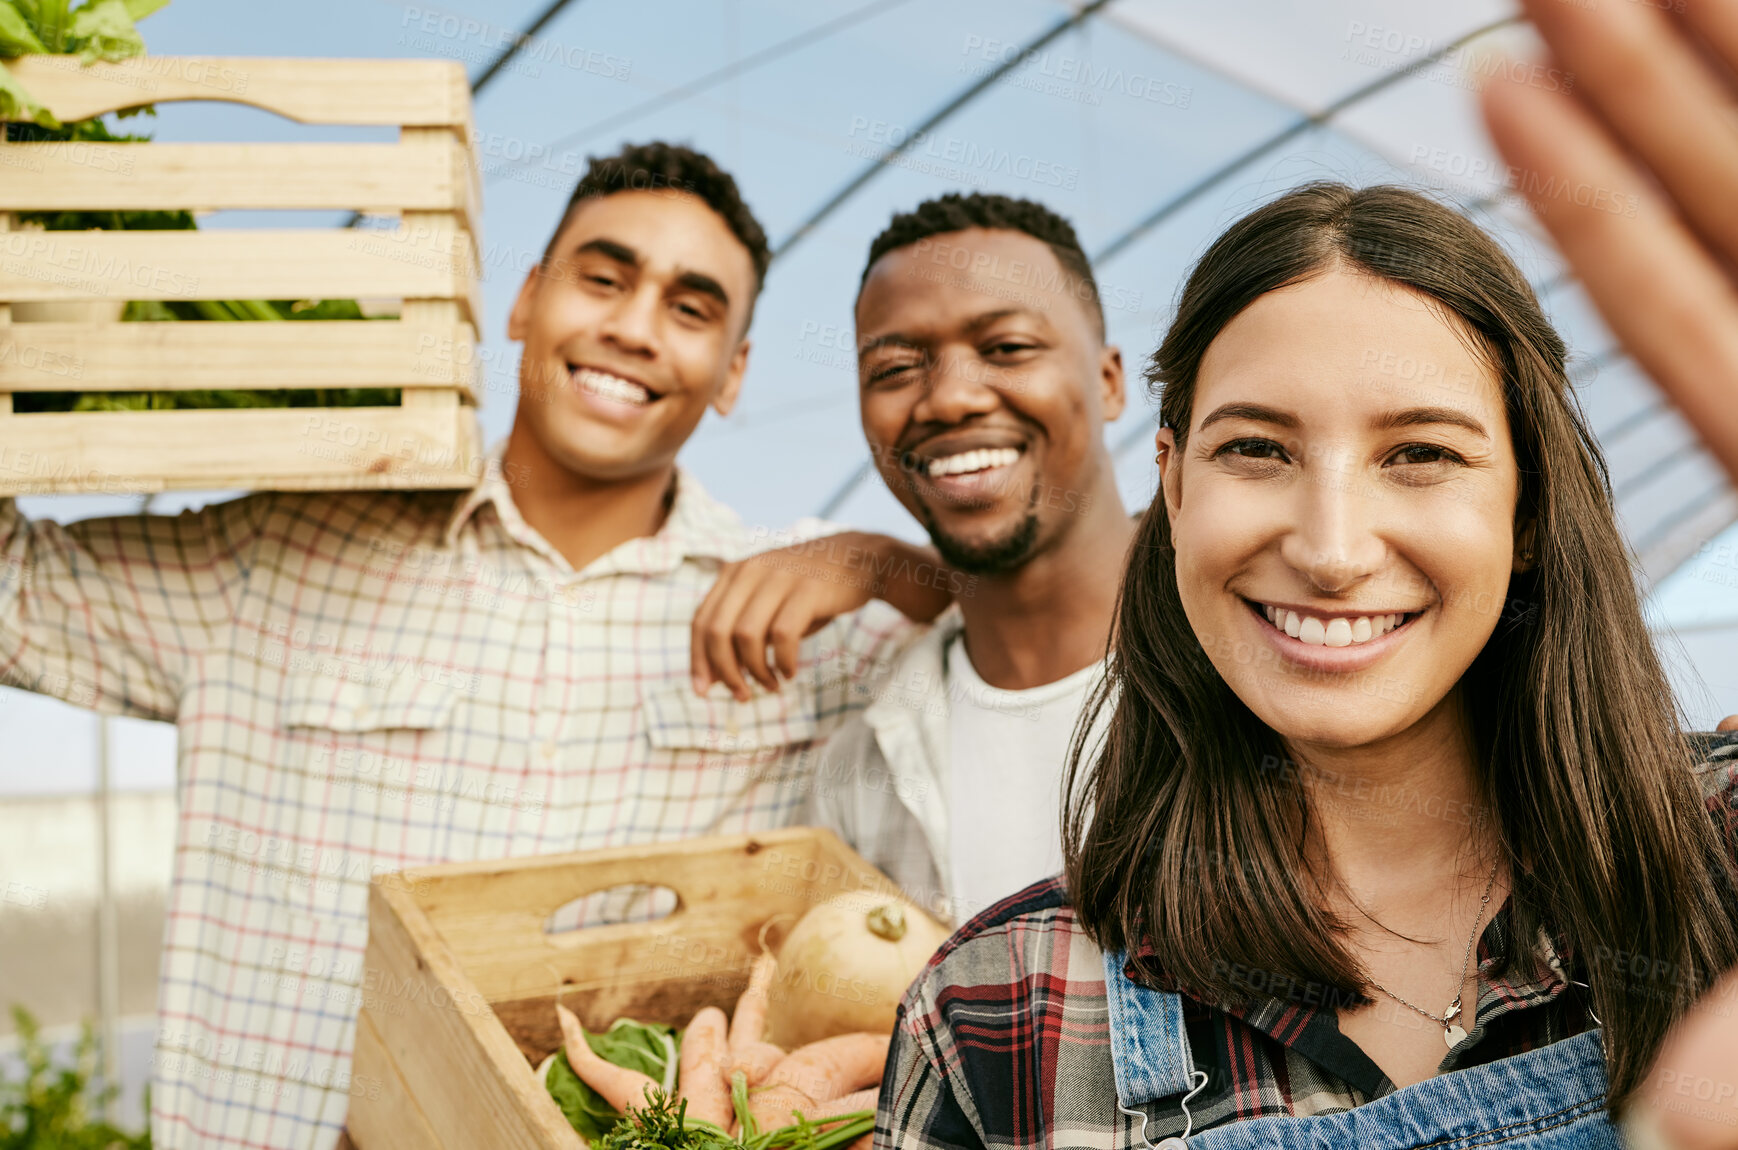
[876, 183, 1738, 1149]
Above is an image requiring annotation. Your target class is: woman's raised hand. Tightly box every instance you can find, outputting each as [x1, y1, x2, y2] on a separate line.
[1481, 0, 1738, 484]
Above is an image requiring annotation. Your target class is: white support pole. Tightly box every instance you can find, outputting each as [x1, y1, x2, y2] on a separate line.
[95, 714, 120, 1119]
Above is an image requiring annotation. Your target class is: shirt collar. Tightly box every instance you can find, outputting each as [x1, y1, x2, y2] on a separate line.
[442, 442, 753, 574]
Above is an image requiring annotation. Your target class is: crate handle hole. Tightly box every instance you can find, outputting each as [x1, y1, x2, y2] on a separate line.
[544, 883, 682, 934]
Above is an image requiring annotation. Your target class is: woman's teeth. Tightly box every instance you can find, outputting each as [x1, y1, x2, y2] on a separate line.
[926, 447, 1020, 478]
[1262, 605, 1408, 647]
[572, 367, 652, 406]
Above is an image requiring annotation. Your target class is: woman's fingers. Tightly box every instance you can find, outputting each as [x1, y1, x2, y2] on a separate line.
[1517, 0, 1738, 263]
[1629, 968, 1738, 1150]
[1679, 0, 1738, 101]
[1481, 59, 1738, 481]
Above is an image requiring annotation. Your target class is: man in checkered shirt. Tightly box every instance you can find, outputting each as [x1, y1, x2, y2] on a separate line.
[0, 142, 944, 1150]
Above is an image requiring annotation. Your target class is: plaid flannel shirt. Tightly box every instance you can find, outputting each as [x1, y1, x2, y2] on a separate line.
[879, 733, 1738, 1149]
[0, 458, 915, 1150]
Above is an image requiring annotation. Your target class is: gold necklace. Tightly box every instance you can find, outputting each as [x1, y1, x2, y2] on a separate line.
[1363, 857, 1501, 1049]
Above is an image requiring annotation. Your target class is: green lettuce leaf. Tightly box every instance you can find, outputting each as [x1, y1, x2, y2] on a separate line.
[546, 1049, 621, 1143]
[0, 4, 48, 54]
[68, 0, 145, 61]
[29, 0, 72, 53]
[543, 1018, 682, 1142]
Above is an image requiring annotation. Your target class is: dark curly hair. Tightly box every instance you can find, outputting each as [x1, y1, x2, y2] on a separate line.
[543, 141, 771, 320]
[859, 192, 1104, 336]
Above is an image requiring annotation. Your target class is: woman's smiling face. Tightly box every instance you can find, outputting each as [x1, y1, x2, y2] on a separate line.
[1159, 266, 1525, 748]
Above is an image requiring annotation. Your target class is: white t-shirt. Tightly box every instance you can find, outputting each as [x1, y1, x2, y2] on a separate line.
[945, 633, 1106, 921]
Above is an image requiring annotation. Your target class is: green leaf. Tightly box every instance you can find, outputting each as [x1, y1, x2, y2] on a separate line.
[588, 1018, 681, 1089]
[0, 59, 57, 127]
[121, 0, 166, 20]
[543, 1019, 684, 1142]
[8, 0, 44, 32]
[0, 4, 49, 54]
[544, 1049, 624, 1143]
[32, 0, 72, 53]
[68, 0, 144, 61]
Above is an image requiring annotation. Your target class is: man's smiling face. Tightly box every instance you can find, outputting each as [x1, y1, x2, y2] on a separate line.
[854, 227, 1124, 574]
[507, 189, 758, 481]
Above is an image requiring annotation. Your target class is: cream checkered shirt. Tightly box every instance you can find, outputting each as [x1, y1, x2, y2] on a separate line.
[0, 459, 913, 1150]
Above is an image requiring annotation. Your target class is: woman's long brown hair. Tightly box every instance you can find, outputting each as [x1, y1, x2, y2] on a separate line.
[1061, 182, 1737, 1111]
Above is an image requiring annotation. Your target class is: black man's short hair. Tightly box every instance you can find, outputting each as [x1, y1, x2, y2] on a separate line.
[859, 192, 1104, 337]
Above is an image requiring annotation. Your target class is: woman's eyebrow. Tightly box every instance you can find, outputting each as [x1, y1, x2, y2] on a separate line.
[1375, 406, 1491, 440]
[1198, 402, 1299, 430]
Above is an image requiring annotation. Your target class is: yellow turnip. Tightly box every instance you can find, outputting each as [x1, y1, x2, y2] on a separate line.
[764, 892, 950, 1048]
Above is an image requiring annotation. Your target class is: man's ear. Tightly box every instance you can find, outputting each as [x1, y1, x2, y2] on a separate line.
[1099, 345, 1127, 423]
[507, 265, 541, 343]
[1513, 517, 1538, 573]
[1155, 427, 1180, 519]
[712, 338, 751, 417]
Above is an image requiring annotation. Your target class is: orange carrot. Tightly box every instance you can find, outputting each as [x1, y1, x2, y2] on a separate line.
[676, 1006, 733, 1128]
[727, 1039, 786, 1087]
[727, 951, 785, 1085]
[807, 1086, 878, 1122]
[846, 1136, 873, 1150]
[747, 1084, 877, 1134]
[555, 1003, 658, 1116]
[730, 951, 777, 1047]
[764, 1032, 890, 1102]
[747, 1083, 816, 1133]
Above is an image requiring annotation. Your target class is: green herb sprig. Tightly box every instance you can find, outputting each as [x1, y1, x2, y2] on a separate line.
[592, 1084, 872, 1150]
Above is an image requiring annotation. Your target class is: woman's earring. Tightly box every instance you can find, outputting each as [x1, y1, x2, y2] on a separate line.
[1520, 549, 1534, 563]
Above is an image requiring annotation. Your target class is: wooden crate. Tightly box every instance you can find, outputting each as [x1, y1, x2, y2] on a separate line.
[0, 56, 484, 494]
[348, 827, 912, 1150]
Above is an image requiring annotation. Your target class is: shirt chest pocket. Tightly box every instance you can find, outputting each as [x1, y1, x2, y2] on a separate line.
[641, 683, 822, 762]
[269, 671, 461, 921]
[283, 670, 459, 734]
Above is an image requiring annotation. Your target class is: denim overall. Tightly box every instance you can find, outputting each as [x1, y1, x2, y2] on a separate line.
[1103, 950, 1622, 1150]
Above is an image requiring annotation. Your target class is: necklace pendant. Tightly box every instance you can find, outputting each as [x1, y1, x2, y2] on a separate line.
[1444, 1023, 1468, 1049]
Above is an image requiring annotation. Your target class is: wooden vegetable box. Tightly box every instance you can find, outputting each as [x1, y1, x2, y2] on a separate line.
[347, 827, 909, 1150]
[0, 56, 484, 494]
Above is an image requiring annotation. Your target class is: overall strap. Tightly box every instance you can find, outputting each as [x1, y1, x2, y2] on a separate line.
[1102, 947, 1198, 1108]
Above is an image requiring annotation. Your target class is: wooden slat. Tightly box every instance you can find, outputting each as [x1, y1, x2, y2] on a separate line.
[347, 1009, 447, 1150]
[0, 320, 476, 395]
[363, 882, 581, 1150]
[5, 56, 470, 128]
[0, 206, 11, 414]
[405, 829, 909, 1004]
[0, 404, 481, 495]
[0, 141, 473, 219]
[0, 228, 479, 325]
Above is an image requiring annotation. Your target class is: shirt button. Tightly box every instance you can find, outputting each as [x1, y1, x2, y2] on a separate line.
[540, 741, 558, 760]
